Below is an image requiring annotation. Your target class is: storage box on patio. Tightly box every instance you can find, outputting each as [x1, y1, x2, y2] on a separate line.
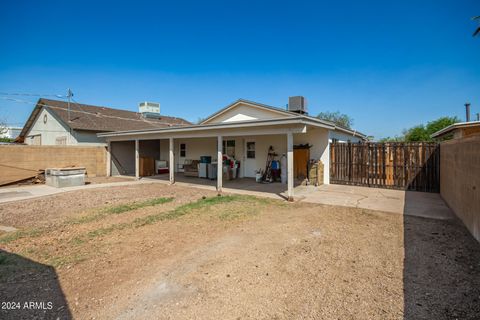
[140, 157, 155, 177]
[45, 167, 86, 188]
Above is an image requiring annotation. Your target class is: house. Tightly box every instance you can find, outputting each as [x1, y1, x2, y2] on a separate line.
[99, 96, 366, 200]
[16, 99, 191, 146]
[431, 121, 480, 140]
[0, 126, 22, 140]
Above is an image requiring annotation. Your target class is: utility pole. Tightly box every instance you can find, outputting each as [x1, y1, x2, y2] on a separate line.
[67, 88, 73, 122]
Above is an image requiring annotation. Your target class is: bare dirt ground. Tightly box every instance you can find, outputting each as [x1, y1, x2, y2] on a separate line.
[0, 183, 479, 320]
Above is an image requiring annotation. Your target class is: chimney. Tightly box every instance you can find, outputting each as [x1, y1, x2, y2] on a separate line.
[476, 113, 480, 121]
[465, 102, 471, 122]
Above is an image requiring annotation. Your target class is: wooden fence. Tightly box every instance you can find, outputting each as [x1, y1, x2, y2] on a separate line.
[330, 142, 440, 192]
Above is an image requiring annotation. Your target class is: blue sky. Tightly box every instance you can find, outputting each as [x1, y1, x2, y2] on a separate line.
[0, 0, 479, 139]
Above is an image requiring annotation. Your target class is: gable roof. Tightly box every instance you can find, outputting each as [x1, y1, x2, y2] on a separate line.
[17, 98, 191, 141]
[201, 98, 366, 139]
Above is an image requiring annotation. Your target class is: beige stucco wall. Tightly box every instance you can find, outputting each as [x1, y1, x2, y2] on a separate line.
[440, 135, 480, 242]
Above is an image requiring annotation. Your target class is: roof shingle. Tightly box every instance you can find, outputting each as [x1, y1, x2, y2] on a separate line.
[39, 98, 191, 132]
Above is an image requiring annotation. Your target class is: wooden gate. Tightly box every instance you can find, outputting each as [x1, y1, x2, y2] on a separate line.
[330, 142, 440, 192]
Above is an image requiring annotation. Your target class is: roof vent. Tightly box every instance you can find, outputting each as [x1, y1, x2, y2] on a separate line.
[288, 96, 308, 115]
[139, 101, 160, 118]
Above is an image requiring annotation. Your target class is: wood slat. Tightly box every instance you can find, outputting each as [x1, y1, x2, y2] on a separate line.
[330, 142, 440, 192]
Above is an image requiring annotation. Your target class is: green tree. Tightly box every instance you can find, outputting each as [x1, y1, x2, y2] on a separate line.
[316, 111, 353, 129]
[403, 116, 459, 142]
[377, 135, 405, 143]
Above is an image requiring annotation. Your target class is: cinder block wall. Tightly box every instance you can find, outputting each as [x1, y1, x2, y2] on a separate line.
[0, 145, 107, 185]
[440, 135, 480, 242]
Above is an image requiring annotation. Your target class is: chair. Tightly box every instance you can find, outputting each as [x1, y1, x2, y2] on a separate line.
[183, 160, 199, 177]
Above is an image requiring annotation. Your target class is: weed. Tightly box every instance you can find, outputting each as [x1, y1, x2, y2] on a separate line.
[70, 197, 174, 225]
[0, 228, 43, 245]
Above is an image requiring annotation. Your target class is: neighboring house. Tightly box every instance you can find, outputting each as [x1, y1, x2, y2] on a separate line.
[0, 126, 22, 140]
[99, 96, 366, 200]
[16, 99, 190, 146]
[431, 121, 480, 140]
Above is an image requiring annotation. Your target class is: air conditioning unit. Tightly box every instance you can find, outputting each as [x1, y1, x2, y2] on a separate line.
[288, 96, 308, 114]
[139, 102, 160, 118]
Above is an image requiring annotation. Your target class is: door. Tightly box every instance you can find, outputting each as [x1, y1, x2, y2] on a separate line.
[294, 148, 310, 180]
[178, 142, 186, 172]
[244, 140, 256, 178]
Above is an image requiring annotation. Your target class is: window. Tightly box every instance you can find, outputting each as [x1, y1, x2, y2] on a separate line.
[246, 141, 255, 159]
[222, 139, 235, 158]
[180, 143, 186, 157]
[55, 136, 67, 145]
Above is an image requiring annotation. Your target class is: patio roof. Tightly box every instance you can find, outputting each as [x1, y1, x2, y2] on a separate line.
[98, 116, 366, 139]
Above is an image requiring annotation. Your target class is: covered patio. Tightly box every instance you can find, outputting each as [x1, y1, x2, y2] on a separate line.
[100, 117, 333, 201]
[144, 174, 289, 199]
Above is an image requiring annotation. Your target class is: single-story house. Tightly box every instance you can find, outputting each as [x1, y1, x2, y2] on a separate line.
[16, 99, 190, 146]
[99, 96, 366, 200]
[431, 120, 480, 140]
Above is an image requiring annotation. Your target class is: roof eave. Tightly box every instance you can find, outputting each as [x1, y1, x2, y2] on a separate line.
[97, 117, 335, 138]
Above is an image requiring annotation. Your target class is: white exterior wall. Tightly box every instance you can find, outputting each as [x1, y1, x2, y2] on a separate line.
[294, 127, 330, 184]
[24, 107, 106, 146]
[170, 135, 287, 178]
[174, 137, 217, 172]
[25, 108, 73, 145]
[243, 135, 287, 178]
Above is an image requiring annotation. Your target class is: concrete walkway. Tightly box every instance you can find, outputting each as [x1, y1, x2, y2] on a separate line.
[0, 179, 152, 204]
[0, 176, 453, 220]
[294, 184, 454, 220]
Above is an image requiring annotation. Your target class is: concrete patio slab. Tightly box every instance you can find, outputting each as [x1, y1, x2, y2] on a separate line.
[295, 184, 454, 220]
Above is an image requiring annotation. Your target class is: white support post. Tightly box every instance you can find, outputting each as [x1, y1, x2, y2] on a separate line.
[217, 135, 223, 193]
[106, 140, 111, 177]
[169, 137, 175, 184]
[135, 139, 140, 180]
[287, 132, 294, 201]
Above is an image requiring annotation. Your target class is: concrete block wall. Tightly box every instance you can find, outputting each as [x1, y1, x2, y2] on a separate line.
[0, 145, 107, 185]
[440, 135, 480, 242]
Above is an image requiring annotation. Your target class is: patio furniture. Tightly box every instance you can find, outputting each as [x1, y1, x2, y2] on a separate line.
[183, 160, 199, 177]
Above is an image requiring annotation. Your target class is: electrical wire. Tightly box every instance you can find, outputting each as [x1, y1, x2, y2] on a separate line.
[0, 92, 64, 98]
[1, 95, 185, 125]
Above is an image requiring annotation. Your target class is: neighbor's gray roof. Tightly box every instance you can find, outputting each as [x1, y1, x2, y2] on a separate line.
[18, 98, 191, 141]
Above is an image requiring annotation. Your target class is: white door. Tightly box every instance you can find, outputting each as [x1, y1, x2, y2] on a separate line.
[244, 140, 257, 178]
[178, 142, 186, 172]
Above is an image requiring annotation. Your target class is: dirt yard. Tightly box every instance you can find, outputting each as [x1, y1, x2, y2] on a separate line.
[0, 183, 479, 319]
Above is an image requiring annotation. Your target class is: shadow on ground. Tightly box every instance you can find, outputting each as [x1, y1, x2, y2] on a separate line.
[403, 192, 480, 319]
[0, 250, 72, 320]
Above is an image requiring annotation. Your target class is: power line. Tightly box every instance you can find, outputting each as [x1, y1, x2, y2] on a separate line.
[0, 92, 64, 98]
